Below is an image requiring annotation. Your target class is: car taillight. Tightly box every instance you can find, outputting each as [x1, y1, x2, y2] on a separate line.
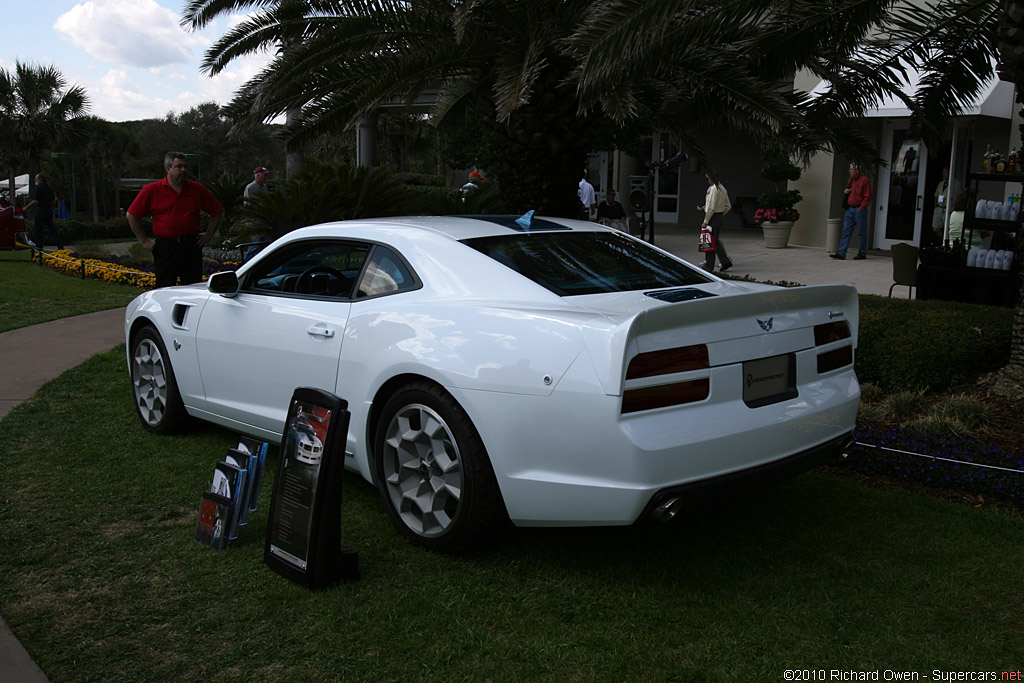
[622, 379, 709, 413]
[622, 345, 710, 413]
[625, 344, 708, 379]
[814, 321, 853, 373]
[814, 321, 851, 345]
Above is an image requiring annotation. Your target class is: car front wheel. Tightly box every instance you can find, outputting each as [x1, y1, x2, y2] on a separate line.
[130, 325, 188, 434]
[374, 381, 506, 552]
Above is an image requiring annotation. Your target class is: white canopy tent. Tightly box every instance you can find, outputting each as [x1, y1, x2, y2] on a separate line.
[3, 174, 30, 197]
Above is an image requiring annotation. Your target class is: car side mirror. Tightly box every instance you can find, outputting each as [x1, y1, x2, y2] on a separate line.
[207, 270, 240, 297]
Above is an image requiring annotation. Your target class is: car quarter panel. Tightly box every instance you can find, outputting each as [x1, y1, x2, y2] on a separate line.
[452, 345, 859, 526]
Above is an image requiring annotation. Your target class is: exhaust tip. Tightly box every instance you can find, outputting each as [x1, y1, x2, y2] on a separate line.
[651, 497, 684, 522]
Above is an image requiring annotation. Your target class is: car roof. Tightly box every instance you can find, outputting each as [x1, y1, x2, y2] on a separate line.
[293, 214, 611, 242]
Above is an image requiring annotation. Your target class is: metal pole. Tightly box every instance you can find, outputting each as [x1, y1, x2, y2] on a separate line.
[648, 168, 656, 244]
[70, 155, 76, 220]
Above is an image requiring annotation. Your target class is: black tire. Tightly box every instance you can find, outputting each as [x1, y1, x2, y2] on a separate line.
[129, 325, 189, 434]
[373, 380, 507, 552]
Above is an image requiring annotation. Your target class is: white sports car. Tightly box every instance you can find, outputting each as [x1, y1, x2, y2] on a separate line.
[126, 214, 860, 551]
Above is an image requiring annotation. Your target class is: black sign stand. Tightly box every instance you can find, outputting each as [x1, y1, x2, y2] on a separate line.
[264, 387, 359, 589]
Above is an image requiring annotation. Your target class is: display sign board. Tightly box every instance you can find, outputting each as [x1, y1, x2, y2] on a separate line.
[264, 387, 359, 588]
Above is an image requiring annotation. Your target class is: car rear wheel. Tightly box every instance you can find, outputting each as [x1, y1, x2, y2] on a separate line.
[374, 381, 506, 552]
[130, 325, 188, 434]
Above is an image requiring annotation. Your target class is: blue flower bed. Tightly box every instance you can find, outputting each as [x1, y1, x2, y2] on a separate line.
[847, 427, 1024, 507]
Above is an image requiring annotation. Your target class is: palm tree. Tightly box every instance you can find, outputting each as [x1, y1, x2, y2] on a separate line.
[233, 163, 423, 240]
[0, 61, 88, 198]
[183, 0, 310, 179]
[76, 116, 138, 221]
[186, 0, 919, 214]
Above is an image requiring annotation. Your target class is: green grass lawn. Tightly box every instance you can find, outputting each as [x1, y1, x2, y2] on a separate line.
[1, 349, 1022, 681]
[0, 250, 141, 332]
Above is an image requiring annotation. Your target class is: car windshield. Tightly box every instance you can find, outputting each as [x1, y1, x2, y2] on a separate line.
[463, 231, 710, 296]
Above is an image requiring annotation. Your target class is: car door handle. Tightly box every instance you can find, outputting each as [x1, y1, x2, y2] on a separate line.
[306, 325, 335, 338]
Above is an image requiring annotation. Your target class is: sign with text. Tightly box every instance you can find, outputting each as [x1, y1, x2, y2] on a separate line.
[265, 387, 359, 588]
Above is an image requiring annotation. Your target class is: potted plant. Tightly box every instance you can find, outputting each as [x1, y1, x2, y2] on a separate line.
[755, 157, 803, 248]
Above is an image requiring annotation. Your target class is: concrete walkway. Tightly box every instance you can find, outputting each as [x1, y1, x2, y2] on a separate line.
[0, 307, 127, 420]
[0, 224, 897, 681]
[0, 307, 126, 682]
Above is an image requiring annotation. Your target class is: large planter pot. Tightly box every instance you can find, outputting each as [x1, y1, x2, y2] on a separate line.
[761, 221, 794, 248]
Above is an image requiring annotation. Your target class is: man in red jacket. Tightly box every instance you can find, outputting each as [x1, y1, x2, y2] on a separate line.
[831, 163, 872, 260]
[128, 152, 223, 287]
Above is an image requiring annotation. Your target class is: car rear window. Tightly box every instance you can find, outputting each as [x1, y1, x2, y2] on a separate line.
[463, 231, 710, 296]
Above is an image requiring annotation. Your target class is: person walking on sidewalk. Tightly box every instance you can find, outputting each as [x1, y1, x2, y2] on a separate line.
[832, 163, 872, 260]
[127, 152, 224, 288]
[698, 171, 733, 272]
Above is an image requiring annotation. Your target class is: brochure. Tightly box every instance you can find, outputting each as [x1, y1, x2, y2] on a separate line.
[225, 448, 256, 526]
[237, 436, 269, 512]
[212, 460, 246, 540]
[194, 492, 231, 551]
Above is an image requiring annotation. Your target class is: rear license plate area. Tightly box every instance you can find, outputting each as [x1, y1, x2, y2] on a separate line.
[743, 353, 797, 408]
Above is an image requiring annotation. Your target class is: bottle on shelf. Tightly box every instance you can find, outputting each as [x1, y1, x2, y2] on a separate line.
[990, 149, 1002, 173]
[983, 145, 992, 172]
[1009, 148, 1018, 174]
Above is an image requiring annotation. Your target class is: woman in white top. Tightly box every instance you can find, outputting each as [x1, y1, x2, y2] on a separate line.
[947, 190, 983, 248]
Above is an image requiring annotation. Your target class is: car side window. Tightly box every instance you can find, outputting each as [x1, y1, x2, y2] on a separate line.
[245, 240, 371, 298]
[355, 246, 417, 298]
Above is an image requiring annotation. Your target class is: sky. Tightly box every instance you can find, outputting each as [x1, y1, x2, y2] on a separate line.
[0, 0, 274, 122]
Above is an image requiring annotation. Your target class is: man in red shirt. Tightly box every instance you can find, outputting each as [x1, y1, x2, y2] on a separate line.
[128, 152, 224, 287]
[831, 162, 872, 260]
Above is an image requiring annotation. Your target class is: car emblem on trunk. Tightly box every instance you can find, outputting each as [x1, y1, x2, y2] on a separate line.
[757, 317, 773, 332]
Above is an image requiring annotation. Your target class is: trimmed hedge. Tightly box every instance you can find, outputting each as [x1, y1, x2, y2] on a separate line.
[855, 294, 1014, 393]
[52, 216, 144, 242]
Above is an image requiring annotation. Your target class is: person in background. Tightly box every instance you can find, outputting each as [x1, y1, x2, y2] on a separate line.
[578, 170, 596, 220]
[23, 173, 62, 251]
[461, 170, 484, 198]
[245, 166, 270, 200]
[243, 166, 272, 258]
[832, 162, 872, 260]
[947, 190, 983, 248]
[931, 166, 960, 240]
[697, 171, 733, 272]
[596, 189, 628, 231]
[127, 152, 223, 288]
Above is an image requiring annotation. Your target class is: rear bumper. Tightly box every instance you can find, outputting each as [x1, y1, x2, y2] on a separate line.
[641, 431, 853, 518]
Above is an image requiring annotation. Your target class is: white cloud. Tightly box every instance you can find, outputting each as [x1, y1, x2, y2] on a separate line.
[89, 68, 177, 120]
[54, 0, 206, 69]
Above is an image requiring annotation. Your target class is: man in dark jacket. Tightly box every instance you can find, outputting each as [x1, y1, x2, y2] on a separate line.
[24, 174, 62, 250]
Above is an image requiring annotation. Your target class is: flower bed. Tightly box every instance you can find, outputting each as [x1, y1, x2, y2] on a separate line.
[847, 426, 1024, 507]
[27, 245, 239, 289]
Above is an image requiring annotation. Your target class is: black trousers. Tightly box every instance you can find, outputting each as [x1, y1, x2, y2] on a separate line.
[154, 235, 202, 288]
[34, 210, 63, 250]
[702, 212, 730, 270]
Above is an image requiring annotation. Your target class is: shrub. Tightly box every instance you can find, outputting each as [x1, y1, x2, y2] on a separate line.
[881, 389, 929, 420]
[55, 216, 139, 242]
[929, 393, 993, 429]
[393, 172, 444, 187]
[855, 295, 1012, 392]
